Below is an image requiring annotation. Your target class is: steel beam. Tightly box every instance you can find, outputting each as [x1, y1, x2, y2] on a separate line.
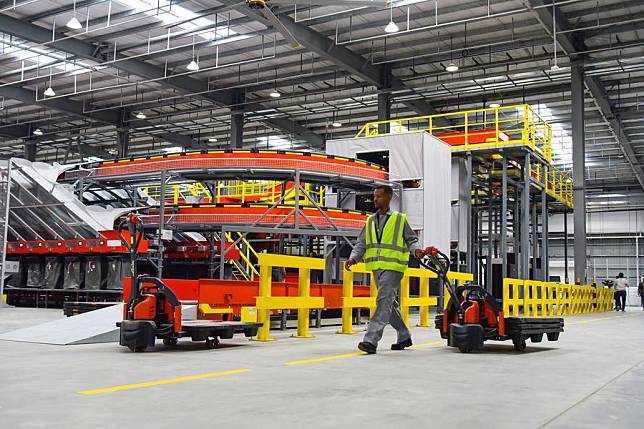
[221, 2, 447, 124]
[572, 64, 587, 284]
[525, 0, 644, 191]
[0, 83, 203, 151]
[0, 14, 323, 148]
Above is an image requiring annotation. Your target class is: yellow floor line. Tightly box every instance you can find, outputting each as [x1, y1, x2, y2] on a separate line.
[286, 352, 366, 365]
[286, 340, 445, 365]
[78, 368, 251, 395]
[408, 340, 444, 349]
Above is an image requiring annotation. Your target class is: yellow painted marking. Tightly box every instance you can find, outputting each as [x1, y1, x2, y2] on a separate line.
[286, 352, 365, 365]
[78, 368, 250, 395]
[408, 340, 444, 349]
[286, 340, 444, 365]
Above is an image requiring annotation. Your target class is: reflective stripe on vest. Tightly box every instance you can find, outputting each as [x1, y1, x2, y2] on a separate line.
[364, 211, 410, 273]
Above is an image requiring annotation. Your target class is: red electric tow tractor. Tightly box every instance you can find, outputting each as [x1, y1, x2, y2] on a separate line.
[420, 247, 564, 353]
[116, 214, 262, 352]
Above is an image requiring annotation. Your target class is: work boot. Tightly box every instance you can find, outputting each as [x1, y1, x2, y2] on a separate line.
[391, 338, 413, 350]
[358, 341, 377, 354]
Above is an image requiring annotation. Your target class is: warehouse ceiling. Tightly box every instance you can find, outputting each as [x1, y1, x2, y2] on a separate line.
[1, 0, 643, 209]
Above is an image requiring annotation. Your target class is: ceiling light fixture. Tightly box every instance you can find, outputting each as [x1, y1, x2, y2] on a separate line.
[445, 62, 459, 72]
[186, 60, 199, 71]
[44, 67, 55, 97]
[186, 35, 200, 71]
[269, 91, 281, 98]
[332, 121, 342, 128]
[549, 2, 560, 72]
[66, 1, 82, 30]
[445, 36, 458, 73]
[208, 137, 218, 142]
[489, 102, 501, 108]
[135, 112, 146, 119]
[384, 1, 399, 34]
[66, 16, 82, 30]
[33, 128, 43, 136]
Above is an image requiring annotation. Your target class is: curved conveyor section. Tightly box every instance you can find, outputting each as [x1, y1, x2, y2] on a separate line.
[138, 204, 369, 231]
[62, 150, 388, 188]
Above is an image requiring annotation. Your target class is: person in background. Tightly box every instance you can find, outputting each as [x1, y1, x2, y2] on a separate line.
[614, 273, 628, 312]
[638, 277, 644, 311]
[345, 185, 424, 354]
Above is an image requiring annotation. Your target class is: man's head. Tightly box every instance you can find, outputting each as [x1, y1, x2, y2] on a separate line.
[373, 185, 393, 212]
[617, 272, 624, 278]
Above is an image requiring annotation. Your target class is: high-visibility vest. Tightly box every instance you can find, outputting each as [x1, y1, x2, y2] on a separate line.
[364, 211, 410, 273]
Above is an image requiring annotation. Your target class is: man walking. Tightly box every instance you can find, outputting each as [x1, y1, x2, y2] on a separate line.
[345, 185, 424, 354]
[614, 273, 628, 312]
[638, 277, 644, 311]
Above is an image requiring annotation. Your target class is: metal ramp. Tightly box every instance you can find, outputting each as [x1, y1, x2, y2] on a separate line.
[0, 303, 196, 345]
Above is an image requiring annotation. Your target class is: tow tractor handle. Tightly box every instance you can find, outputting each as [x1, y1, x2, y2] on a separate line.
[117, 213, 144, 253]
[421, 246, 465, 322]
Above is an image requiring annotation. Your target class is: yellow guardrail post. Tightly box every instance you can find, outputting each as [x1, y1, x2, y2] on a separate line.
[255, 254, 325, 341]
[418, 276, 431, 327]
[399, 268, 440, 328]
[256, 257, 274, 341]
[339, 263, 376, 334]
[503, 278, 524, 316]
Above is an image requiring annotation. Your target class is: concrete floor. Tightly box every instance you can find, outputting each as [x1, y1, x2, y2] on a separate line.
[0, 307, 643, 429]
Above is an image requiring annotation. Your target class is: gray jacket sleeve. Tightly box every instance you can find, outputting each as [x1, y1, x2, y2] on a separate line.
[404, 219, 422, 255]
[349, 226, 367, 262]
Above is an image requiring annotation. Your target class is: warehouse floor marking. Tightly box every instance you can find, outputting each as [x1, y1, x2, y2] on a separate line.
[78, 369, 251, 395]
[76, 315, 641, 395]
[285, 340, 444, 365]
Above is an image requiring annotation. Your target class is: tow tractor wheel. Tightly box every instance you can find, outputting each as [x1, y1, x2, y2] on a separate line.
[458, 346, 472, 353]
[206, 337, 219, 349]
[513, 336, 527, 352]
[129, 346, 147, 353]
[163, 338, 178, 346]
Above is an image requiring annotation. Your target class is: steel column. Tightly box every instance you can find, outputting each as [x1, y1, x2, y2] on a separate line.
[465, 155, 473, 273]
[231, 112, 244, 149]
[541, 189, 548, 281]
[572, 64, 587, 284]
[24, 143, 37, 161]
[117, 127, 130, 158]
[564, 210, 569, 283]
[501, 153, 508, 279]
[521, 153, 531, 279]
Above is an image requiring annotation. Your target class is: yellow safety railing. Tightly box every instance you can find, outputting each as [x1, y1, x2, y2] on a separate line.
[356, 104, 552, 163]
[531, 164, 574, 208]
[339, 265, 473, 334]
[338, 264, 377, 335]
[142, 180, 324, 206]
[255, 254, 325, 341]
[400, 268, 438, 328]
[225, 231, 260, 281]
[502, 278, 614, 317]
[442, 272, 476, 309]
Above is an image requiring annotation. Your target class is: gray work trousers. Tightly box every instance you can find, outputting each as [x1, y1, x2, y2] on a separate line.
[363, 269, 411, 346]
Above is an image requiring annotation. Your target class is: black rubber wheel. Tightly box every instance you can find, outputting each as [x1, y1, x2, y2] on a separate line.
[530, 333, 543, 343]
[206, 337, 219, 349]
[513, 337, 527, 352]
[458, 346, 472, 353]
[129, 346, 146, 353]
[163, 338, 178, 346]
